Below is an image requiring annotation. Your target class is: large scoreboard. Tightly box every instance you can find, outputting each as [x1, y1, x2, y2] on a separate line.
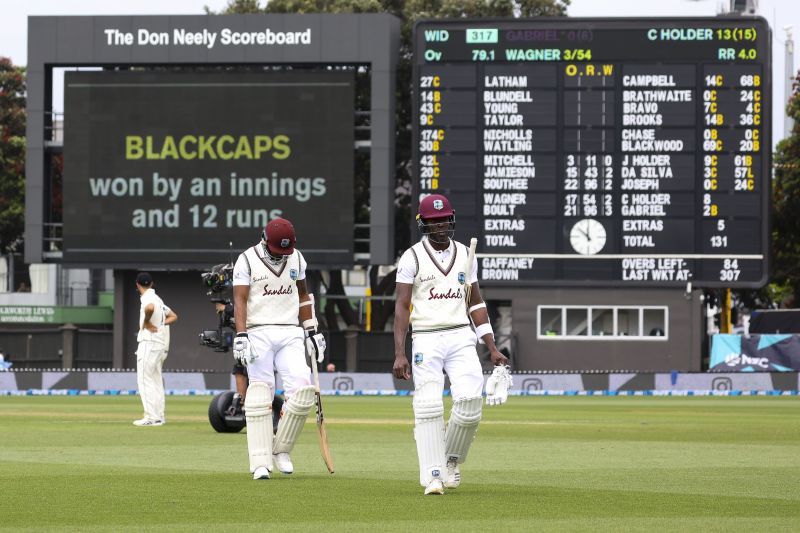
[413, 18, 771, 287]
[64, 70, 354, 267]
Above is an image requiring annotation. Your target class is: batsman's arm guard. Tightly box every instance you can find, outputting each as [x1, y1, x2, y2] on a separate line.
[468, 302, 493, 345]
[300, 299, 317, 332]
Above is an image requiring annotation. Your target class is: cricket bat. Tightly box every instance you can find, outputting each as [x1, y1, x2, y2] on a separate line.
[465, 237, 478, 306]
[310, 353, 335, 474]
[307, 295, 334, 474]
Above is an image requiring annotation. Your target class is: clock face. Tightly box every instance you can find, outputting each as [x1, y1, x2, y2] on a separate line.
[570, 218, 607, 255]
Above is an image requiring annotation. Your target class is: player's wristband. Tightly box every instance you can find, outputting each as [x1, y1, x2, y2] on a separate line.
[302, 318, 318, 331]
[468, 302, 487, 314]
[475, 322, 493, 344]
[236, 332, 248, 338]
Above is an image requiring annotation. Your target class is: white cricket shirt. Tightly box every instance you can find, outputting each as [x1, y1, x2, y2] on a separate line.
[396, 238, 476, 332]
[234, 244, 307, 329]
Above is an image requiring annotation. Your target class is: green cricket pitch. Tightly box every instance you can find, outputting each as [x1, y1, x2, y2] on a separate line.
[1, 395, 798, 532]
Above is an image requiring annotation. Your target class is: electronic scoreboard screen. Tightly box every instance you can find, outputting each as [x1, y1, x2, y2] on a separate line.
[413, 18, 771, 287]
[63, 70, 354, 267]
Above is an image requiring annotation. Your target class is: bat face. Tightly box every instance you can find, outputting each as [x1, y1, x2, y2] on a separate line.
[314, 390, 334, 473]
[318, 423, 334, 474]
[316, 392, 325, 424]
[308, 332, 334, 474]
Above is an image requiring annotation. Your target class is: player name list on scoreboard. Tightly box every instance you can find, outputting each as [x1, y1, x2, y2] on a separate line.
[413, 19, 771, 287]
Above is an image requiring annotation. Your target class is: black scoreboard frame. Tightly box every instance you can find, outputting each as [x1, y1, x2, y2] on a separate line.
[25, 14, 400, 268]
[412, 17, 771, 288]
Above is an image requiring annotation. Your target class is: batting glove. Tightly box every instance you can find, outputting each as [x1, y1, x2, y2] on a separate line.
[232, 333, 255, 365]
[485, 365, 513, 406]
[305, 332, 327, 363]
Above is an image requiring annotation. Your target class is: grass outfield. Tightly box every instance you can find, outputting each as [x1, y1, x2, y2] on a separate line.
[1, 396, 798, 532]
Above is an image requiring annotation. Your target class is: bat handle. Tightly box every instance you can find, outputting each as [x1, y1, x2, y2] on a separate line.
[466, 237, 477, 305]
[307, 293, 322, 392]
[310, 349, 321, 392]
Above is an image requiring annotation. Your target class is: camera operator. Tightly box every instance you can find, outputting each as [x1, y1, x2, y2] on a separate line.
[201, 266, 284, 424]
[199, 265, 244, 403]
[213, 300, 247, 399]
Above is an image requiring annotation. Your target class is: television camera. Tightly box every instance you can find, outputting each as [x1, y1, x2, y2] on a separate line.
[199, 262, 285, 434]
[199, 263, 245, 432]
[199, 263, 235, 352]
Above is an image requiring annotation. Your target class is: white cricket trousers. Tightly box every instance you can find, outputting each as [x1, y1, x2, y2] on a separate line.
[136, 340, 167, 421]
[246, 326, 311, 398]
[411, 326, 484, 399]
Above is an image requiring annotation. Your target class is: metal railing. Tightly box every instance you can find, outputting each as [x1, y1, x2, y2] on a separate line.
[319, 293, 395, 332]
[43, 223, 63, 258]
[45, 112, 64, 144]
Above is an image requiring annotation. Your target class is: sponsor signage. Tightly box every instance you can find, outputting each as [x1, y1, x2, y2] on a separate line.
[711, 334, 800, 372]
[0, 306, 113, 324]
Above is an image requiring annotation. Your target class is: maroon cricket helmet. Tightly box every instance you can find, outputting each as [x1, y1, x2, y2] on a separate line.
[262, 217, 296, 256]
[417, 194, 455, 221]
[416, 194, 456, 243]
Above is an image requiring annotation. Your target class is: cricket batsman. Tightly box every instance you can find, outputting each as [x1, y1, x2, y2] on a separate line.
[393, 193, 513, 495]
[232, 217, 326, 480]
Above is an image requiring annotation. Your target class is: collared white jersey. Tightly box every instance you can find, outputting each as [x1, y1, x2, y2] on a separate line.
[400, 239, 472, 332]
[235, 245, 306, 329]
[137, 289, 168, 344]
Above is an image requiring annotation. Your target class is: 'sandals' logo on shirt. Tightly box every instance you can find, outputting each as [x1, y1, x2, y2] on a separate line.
[428, 287, 463, 300]
[262, 284, 293, 296]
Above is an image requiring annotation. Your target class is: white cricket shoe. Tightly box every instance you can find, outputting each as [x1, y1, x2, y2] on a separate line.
[444, 460, 461, 489]
[252, 466, 270, 480]
[133, 418, 163, 426]
[424, 478, 444, 495]
[273, 452, 294, 474]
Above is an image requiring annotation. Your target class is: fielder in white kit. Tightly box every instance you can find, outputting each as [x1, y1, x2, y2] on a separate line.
[232, 217, 326, 480]
[393, 194, 513, 495]
[134, 272, 178, 427]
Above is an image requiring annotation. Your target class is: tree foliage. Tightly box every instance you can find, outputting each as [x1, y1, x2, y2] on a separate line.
[770, 72, 800, 305]
[733, 71, 800, 312]
[0, 57, 26, 254]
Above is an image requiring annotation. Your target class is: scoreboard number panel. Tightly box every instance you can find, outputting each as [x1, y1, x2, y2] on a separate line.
[413, 18, 771, 288]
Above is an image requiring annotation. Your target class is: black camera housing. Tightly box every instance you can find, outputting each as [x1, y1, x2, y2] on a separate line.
[199, 327, 234, 352]
[199, 263, 235, 353]
[201, 263, 234, 295]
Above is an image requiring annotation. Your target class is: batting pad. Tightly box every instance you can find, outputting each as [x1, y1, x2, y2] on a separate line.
[413, 381, 446, 486]
[273, 385, 315, 454]
[245, 381, 274, 473]
[445, 396, 483, 464]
